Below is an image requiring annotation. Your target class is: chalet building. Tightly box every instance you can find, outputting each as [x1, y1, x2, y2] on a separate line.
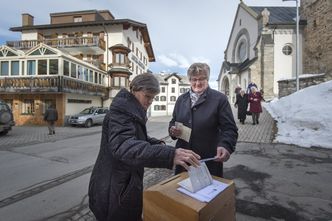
[217, 2, 304, 102]
[0, 9, 155, 125]
[150, 73, 190, 117]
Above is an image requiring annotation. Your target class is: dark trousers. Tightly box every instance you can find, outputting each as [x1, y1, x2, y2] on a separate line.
[252, 113, 260, 124]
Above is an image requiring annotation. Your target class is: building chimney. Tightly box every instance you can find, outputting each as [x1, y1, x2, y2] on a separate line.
[22, 13, 34, 26]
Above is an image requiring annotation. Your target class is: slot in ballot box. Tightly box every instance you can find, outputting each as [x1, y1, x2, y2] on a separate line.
[143, 172, 235, 221]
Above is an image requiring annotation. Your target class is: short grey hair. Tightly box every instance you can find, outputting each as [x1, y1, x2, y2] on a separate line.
[130, 73, 160, 94]
[187, 63, 210, 81]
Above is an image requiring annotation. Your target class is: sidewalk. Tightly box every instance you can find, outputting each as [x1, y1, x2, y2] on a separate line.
[0, 125, 102, 149]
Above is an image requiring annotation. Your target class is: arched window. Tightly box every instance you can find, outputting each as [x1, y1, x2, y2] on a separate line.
[161, 96, 166, 101]
[237, 41, 247, 62]
[170, 96, 176, 101]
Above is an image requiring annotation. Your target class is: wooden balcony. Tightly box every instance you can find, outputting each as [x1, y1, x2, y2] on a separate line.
[0, 76, 108, 97]
[6, 36, 105, 54]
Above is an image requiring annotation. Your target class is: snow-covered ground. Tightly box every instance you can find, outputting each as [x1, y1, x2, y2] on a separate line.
[264, 80, 332, 149]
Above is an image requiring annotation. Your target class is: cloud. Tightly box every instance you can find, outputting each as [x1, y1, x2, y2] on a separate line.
[158, 54, 178, 67]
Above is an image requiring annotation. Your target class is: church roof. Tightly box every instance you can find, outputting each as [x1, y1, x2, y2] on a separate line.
[250, 6, 296, 24]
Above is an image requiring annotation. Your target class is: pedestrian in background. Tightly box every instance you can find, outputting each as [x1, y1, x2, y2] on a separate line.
[88, 73, 201, 221]
[43, 104, 58, 135]
[169, 62, 238, 178]
[246, 81, 257, 94]
[249, 87, 263, 125]
[235, 89, 248, 124]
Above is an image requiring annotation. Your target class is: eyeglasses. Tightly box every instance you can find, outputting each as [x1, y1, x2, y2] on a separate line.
[190, 77, 207, 83]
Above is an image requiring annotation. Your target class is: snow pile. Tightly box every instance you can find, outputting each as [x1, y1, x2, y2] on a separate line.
[264, 80, 332, 149]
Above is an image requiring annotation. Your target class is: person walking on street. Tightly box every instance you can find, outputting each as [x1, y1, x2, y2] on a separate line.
[169, 62, 238, 178]
[88, 73, 201, 221]
[44, 104, 58, 135]
[249, 87, 263, 125]
[235, 89, 248, 124]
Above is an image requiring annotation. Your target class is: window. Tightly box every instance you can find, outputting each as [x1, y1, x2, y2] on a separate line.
[10, 61, 19, 76]
[49, 59, 58, 75]
[120, 77, 126, 87]
[161, 96, 166, 101]
[74, 16, 82, 22]
[115, 53, 125, 64]
[170, 96, 176, 102]
[22, 99, 35, 114]
[71, 63, 76, 78]
[89, 70, 93, 82]
[84, 68, 88, 81]
[21, 61, 25, 75]
[113, 77, 120, 86]
[27, 60, 36, 75]
[180, 88, 185, 93]
[171, 87, 175, 93]
[161, 105, 166, 110]
[282, 45, 293, 55]
[38, 60, 47, 75]
[154, 105, 160, 111]
[94, 72, 98, 83]
[78, 65, 83, 80]
[0, 61, 9, 76]
[161, 87, 165, 93]
[154, 96, 159, 101]
[238, 41, 247, 62]
[172, 79, 176, 84]
[64, 60, 69, 76]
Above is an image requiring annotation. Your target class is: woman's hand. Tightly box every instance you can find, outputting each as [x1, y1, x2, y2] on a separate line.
[169, 126, 182, 138]
[173, 148, 201, 171]
[215, 147, 230, 162]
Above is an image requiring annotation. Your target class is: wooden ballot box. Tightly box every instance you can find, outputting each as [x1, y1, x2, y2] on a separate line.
[143, 172, 235, 221]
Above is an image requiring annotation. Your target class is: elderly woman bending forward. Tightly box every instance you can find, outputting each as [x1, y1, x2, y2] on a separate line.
[169, 63, 238, 178]
[88, 73, 201, 221]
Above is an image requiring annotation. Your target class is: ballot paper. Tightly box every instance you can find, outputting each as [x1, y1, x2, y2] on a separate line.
[177, 179, 229, 203]
[177, 162, 213, 193]
[175, 121, 192, 142]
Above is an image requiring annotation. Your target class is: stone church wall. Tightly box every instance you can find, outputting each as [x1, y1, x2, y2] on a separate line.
[301, 0, 332, 80]
[278, 74, 326, 98]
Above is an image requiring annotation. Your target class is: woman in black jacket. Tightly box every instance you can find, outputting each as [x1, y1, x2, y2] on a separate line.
[88, 73, 200, 221]
[169, 63, 238, 178]
[235, 89, 249, 124]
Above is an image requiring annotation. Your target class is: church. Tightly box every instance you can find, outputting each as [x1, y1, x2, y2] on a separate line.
[217, 1, 304, 102]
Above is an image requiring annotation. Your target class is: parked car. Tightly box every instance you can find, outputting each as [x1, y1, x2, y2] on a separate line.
[68, 107, 108, 128]
[0, 100, 15, 135]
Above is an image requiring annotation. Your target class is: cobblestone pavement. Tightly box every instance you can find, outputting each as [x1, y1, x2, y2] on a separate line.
[0, 108, 275, 220]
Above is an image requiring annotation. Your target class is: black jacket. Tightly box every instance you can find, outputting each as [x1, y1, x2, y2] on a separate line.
[89, 89, 175, 221]
[169, 87, 238, 177]
[235, 93, 249, 120]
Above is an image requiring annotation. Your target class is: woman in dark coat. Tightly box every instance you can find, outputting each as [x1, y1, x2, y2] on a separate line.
[249, 87, 263, 125]
[235, 89, 248, 124]
[88, 73, 200, 221]
[169, 63, 238, 178]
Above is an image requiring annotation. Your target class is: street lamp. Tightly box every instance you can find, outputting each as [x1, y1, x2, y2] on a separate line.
[283, 0, 300, 91]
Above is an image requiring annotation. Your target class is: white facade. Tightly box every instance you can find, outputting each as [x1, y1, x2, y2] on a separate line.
[218, 3, 304, 102]
[149, 73, 190, 117]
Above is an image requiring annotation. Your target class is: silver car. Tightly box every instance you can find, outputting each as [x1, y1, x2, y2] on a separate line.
[69, 107, 108, 128]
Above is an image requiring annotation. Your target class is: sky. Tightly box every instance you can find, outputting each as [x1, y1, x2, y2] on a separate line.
[264, 80, 332, 149]
[0, 0, 295, 89]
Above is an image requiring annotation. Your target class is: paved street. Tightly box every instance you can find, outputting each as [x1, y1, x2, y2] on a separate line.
[0, 107, 331, 221]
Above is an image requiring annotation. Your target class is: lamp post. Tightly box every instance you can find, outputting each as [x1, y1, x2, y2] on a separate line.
[283, 0, 300, 91]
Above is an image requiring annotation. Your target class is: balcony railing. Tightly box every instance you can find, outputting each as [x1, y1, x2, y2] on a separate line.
[0, 76, 108, 97]
[85, 60, 106, 71]
[6, 36, 106, 51]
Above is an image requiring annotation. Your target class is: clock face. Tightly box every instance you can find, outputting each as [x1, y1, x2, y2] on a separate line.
[238, 41, 247, 62]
